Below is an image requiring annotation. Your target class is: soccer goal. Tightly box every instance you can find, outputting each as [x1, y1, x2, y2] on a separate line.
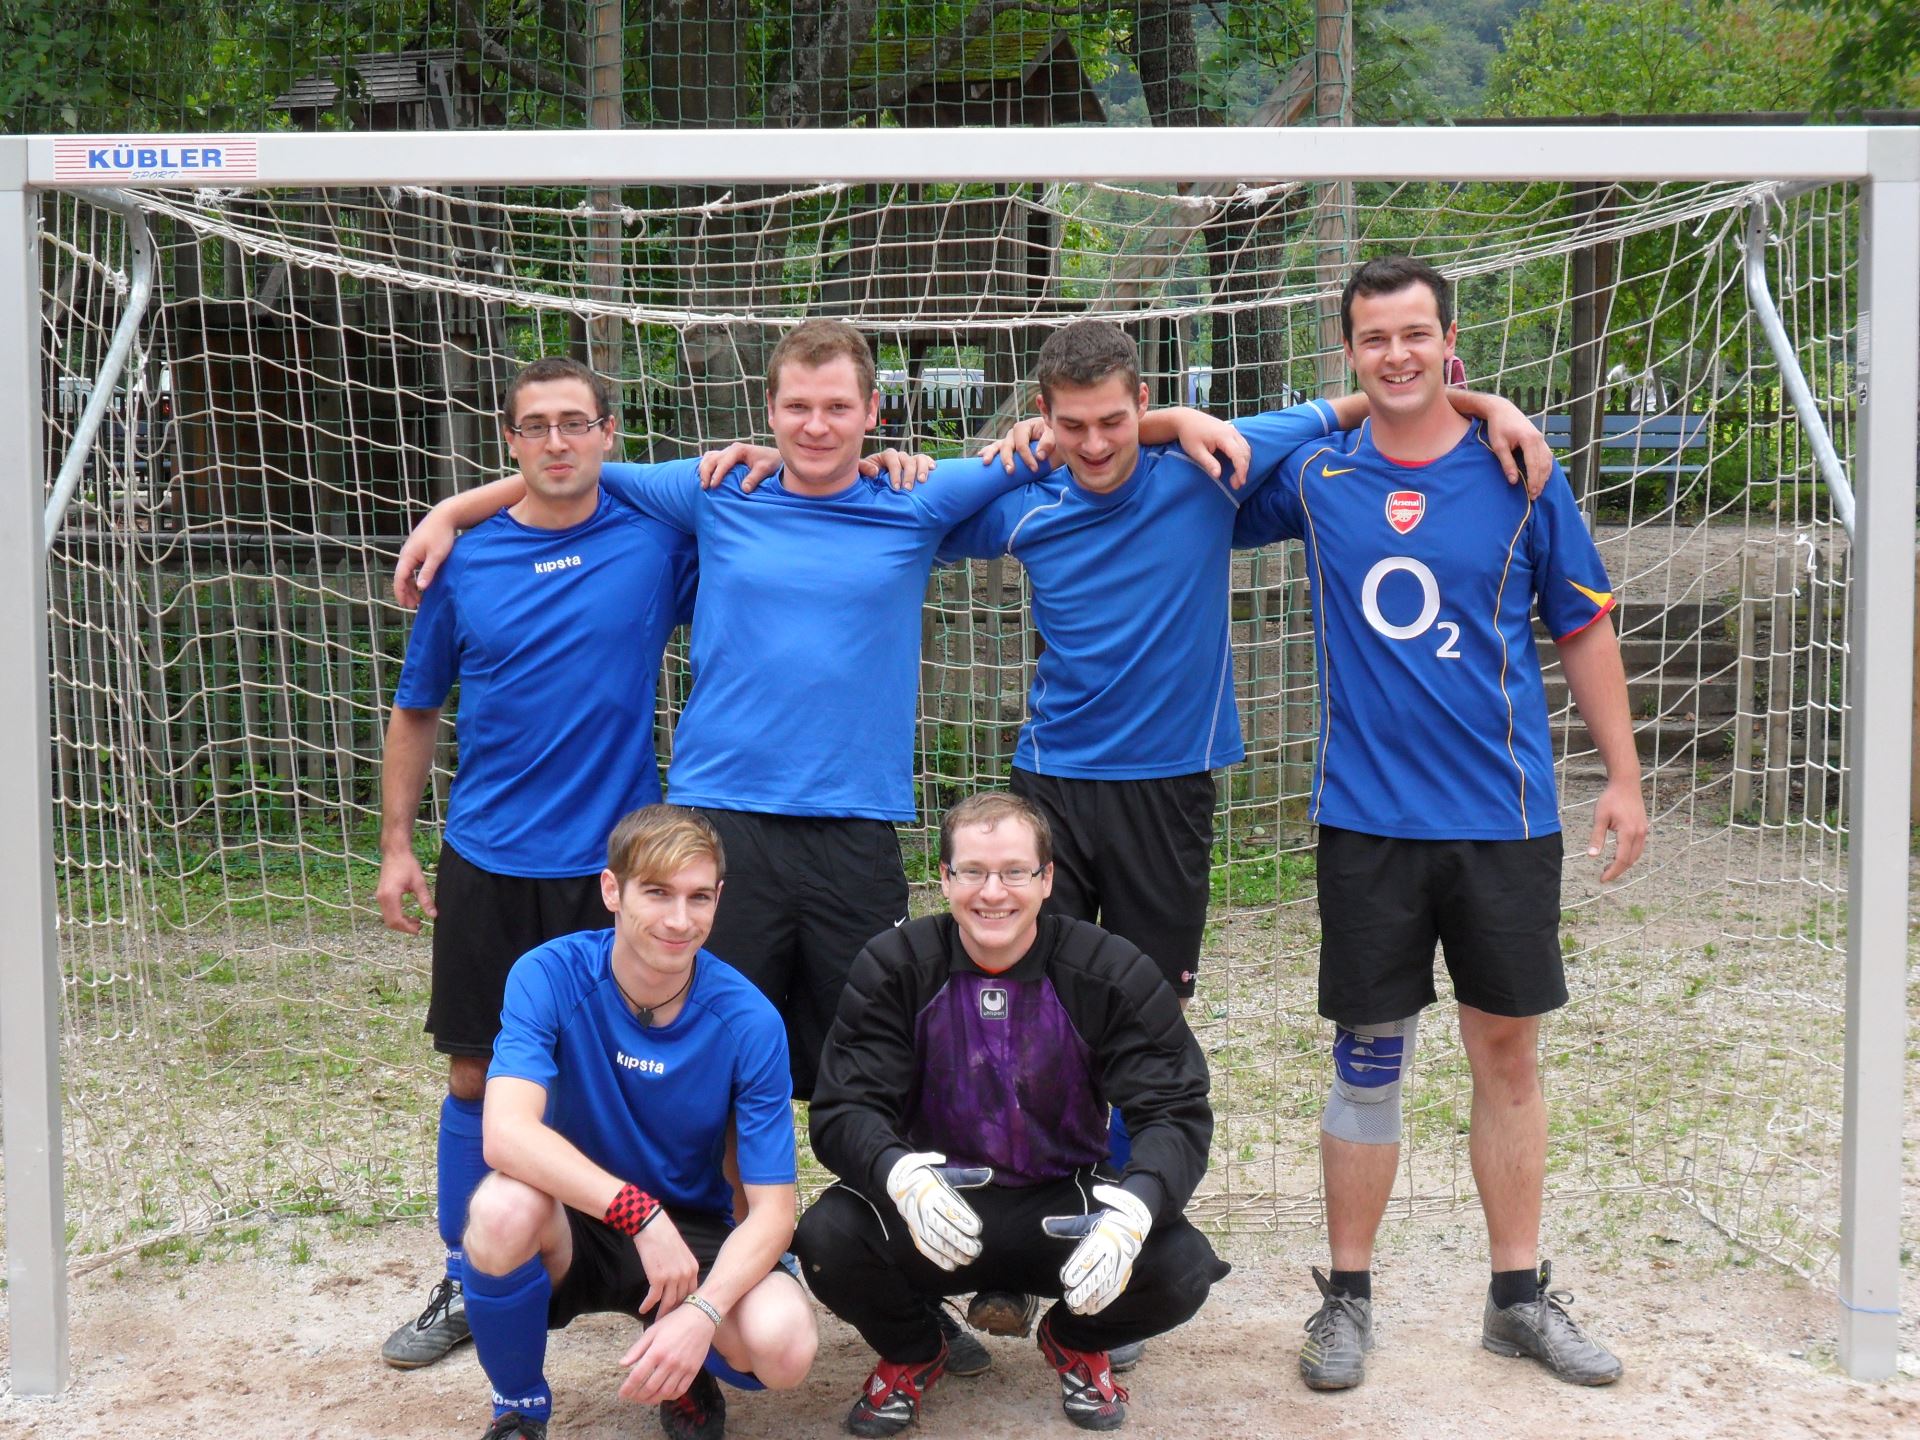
[1, 125, 1913, 1394]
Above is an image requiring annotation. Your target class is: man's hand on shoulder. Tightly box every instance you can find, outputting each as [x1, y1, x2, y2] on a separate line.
[1455, 391, 1553, 499]
[698, 442, 781, 492]
[1147, 406, 1251, 489]
[979, 417, 1053, 474]
[392, 509, 460, 609]
[860, 448, 935, 490]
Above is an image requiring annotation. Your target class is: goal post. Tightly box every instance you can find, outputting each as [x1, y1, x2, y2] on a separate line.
[1, 125, 1914, 1395]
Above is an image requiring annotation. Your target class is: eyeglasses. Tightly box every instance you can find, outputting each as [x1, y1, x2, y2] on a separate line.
[945, 864, 1047, 888]
[505, 415, 611, 440]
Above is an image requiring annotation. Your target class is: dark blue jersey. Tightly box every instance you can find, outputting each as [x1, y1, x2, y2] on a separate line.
[1233, 418, 1615, 840]
[393, 492, 696, 877]
[938, 401, 1337, 779]
[600, 457, 1030, 821]
[489, 929, 796, 1215]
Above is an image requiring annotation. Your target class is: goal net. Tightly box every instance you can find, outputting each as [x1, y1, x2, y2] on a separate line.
[29, 158, 1867, 1283]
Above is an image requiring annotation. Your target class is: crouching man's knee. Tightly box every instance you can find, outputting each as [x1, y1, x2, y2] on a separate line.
[1322, 1016, 1419, 1145]
[462, 1172, 553, 1276]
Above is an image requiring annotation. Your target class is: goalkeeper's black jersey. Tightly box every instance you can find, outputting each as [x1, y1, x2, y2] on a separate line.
[809, 913, 1213, 1224]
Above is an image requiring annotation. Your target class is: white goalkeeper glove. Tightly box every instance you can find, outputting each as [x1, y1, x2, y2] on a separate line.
[1042, 1183, 1153, 1315]
[884, 1151, 993, 1271]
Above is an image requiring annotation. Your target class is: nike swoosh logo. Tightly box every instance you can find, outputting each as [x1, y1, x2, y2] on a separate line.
[1321, 466, 1356, 476]
[1567, 579, 1614, 608]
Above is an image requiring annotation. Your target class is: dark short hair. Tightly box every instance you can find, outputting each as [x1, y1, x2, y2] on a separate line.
[766, 319, 876, 399]
[606, 804, 726, 889]
[939, 792, 1053, 870]
[1340, 256, 1453, 341]
[501, 356, 614, 424]
[1033, 320, 1141, 407]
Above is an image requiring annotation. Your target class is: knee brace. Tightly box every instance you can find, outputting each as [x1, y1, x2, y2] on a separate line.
[1321, 1015, 1419, 1145]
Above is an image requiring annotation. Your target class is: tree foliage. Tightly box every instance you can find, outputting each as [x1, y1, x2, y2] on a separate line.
[1487, 0, 1915, 117]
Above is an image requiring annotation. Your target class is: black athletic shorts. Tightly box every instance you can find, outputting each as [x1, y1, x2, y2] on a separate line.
[1315, 826, 1568, 1028]
[424, 842, 612, 1057]
[1010, 767, 1215, 997]
[693, 809, 908, 1102]
[549, 1206, 733, 1329]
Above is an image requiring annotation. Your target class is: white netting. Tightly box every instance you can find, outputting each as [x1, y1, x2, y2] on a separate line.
[28, 171, 1855, 1278]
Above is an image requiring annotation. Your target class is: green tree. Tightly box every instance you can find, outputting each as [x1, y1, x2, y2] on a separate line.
[1486, 0, 1842, 116]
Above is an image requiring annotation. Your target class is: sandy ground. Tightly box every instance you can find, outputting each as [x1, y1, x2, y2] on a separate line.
[2, 1194, 1914, 1440]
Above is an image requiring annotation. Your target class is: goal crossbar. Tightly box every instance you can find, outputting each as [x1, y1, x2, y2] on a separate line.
[1, 125, 1913, 1398]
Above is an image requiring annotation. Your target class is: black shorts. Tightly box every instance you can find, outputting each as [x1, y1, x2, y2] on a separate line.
[694, 809, 908, 1102]
[1315, 826, 1567, 1028]
[1010, 767, 1215, 997]
[549, 1206, 733, 1329]
[424, 842, 612, 1057]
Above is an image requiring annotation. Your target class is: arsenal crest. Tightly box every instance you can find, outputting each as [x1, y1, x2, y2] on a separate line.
[1386, 490, 1425, 535]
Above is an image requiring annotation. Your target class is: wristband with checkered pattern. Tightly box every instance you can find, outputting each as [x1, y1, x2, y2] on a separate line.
[604, 1182, 662, 1237]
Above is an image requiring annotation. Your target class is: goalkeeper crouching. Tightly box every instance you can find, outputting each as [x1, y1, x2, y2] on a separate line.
[795, 793, 1228, 1435]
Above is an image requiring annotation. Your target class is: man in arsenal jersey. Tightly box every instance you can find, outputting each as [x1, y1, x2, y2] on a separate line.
[1233, 255, 1646, 1392]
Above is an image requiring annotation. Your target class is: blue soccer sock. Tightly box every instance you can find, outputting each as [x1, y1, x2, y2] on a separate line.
[465, 1254, 554, 1423]
[438, 1093, 488, 1282]
[1106, 1106, 1133, 1171]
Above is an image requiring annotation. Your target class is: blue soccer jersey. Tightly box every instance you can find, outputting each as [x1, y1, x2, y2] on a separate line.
[600, 456, 1029, 820]
[393, 493, 696, 877]
[1232, 418, 1615, 840]
[937, 401, 1338, 778]
[489, 929, 796, 1215]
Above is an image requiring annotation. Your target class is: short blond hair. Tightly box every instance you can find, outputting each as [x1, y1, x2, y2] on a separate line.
[939, 792, 1052, 869]
[605, 805, 726, 889]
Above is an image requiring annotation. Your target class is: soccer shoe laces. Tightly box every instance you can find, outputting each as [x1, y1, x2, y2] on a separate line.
[411, 1276, 459, 1331]
[1303, 1286, 1369, 1347]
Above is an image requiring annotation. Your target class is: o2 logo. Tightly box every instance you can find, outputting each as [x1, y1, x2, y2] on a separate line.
[1360, 556, 1461, 659]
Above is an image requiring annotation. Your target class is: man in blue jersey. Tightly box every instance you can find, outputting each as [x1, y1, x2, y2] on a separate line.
[797, 793, 1227, 1436]
[376, 357, 696, 1370]
[946, 320, 1552, 1352]
[1232, 256, 1646, 1391]
[393, 323, 1035, 1105]
[393, 321, 1044, 1377]
[464, 804, 815, 1440]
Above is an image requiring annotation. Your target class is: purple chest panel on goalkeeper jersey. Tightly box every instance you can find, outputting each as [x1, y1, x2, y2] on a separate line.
[907, 972, 1108, 1187]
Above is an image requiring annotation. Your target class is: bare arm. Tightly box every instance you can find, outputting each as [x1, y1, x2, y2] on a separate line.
[616, 1181, 797, 1406]
[484, 1074, 701, 1319]
[375, 706, 442, 933]
[392, 476, 527, 607]
[1448, 390, 1554, 495]
[1556, 612, 1648, 881]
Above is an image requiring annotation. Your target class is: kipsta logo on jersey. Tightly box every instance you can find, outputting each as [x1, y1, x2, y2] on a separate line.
[1385, 490, 1426, 535]
[978, 986, 1009, 1019]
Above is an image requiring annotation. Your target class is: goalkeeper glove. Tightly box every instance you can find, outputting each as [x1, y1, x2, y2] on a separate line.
[1042, 1183, 1153, 1315]
[884, 1151, 992, 1271]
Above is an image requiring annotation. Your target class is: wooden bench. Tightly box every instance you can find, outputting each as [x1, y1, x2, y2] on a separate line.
[1539, 412, 1711, 505]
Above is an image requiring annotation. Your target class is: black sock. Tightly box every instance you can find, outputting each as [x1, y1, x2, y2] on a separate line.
[1328, 1268, 1371, 1300]
[1490, 1267, 1540, 1309]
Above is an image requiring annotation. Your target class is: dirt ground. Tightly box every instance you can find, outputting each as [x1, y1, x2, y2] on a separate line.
[2, 1192, 1914, 1440]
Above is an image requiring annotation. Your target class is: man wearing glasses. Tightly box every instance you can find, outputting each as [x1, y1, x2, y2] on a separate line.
[796, 793, 1226, 1436]
[375, 357, 697, 1369]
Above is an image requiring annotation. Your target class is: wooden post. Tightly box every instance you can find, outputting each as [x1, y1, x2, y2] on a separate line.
[1312, 0, 1352, 401]
[586, 0, 626, 390]
[1568, 184, 1619, 511]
